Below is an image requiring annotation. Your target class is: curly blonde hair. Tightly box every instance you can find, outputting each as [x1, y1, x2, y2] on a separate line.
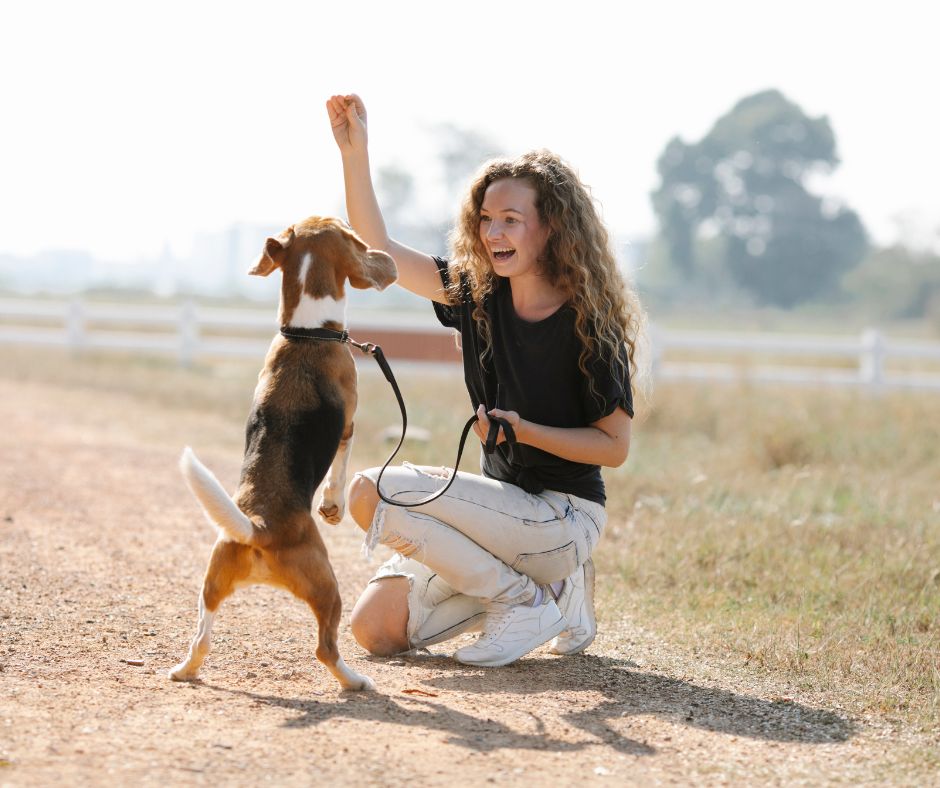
[447, 149, 646, 405]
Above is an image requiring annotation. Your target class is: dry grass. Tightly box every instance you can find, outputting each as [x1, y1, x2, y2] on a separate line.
[602, 382, 940, 730]
[4, 345, 939, 731]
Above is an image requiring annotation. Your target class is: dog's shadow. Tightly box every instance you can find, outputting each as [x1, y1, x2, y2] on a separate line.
[202, 653, 855, 755]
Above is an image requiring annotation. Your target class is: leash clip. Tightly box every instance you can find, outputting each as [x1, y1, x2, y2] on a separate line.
[346, 336, 377, 356]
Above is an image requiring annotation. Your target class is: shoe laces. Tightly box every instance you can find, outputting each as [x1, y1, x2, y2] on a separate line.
[478, 604, 516, 643]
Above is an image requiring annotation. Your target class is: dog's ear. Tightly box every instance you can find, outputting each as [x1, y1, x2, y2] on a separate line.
[348, 249, 398, 291]
[249, 227, 295, 276]
[341, 228, 398, 290]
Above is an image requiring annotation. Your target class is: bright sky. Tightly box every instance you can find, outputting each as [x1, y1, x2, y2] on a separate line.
[2, 0, 937, 261]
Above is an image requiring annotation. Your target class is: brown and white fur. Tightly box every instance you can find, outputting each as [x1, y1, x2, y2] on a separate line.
[168, 216, 396, 691]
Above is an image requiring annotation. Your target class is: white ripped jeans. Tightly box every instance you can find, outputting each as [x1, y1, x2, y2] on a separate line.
[356, 463, 607, 648]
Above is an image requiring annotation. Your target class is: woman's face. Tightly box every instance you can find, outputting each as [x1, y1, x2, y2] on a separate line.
[478, 178, 550, 278]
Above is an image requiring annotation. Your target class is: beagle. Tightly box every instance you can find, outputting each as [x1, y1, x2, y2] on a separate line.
[169, 216, 396, 691]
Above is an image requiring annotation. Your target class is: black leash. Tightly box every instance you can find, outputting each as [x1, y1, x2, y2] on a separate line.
[279, 326, 511, 507]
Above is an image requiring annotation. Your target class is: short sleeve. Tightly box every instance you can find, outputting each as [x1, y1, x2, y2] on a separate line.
[431, 256, 463, 329]
[582, 342, 634, 422]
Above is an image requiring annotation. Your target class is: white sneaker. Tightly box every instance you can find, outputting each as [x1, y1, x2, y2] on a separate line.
[549, 558, 596, 655]
[453, 597, 565, 667]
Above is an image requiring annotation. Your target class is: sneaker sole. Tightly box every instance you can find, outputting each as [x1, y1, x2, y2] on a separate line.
[453, 613, 567, 668]
[549, 559, 596, 655]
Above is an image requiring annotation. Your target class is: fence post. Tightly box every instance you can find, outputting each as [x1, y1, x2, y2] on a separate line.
[860, 328, 885, 389]
[179, 300, 199, 367]
[67, 299, 85, 354]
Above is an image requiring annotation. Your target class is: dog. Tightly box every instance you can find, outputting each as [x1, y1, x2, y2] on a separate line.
[168, 216, 396, 691]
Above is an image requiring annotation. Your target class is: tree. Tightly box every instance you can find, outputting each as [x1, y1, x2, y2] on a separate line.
[651, 89, 868, 307]
[843, 245, 940, 323]
[433, 123, 503, 198]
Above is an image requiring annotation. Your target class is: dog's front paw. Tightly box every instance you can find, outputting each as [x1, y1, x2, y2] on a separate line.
[317, 489, 345, 525]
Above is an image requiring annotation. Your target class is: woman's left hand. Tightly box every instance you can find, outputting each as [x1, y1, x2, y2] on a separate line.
[474, 404, 522, 446]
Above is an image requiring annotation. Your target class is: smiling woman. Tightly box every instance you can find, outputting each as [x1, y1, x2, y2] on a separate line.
[448, 150, 645, 408]
[478, 179, 552, 287]
[326, 92, 646, 669]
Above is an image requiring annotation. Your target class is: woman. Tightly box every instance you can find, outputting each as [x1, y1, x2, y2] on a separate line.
[326, 94, 644, 667]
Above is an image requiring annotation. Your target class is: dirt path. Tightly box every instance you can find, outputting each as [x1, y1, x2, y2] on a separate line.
[0, 379, 929, 785]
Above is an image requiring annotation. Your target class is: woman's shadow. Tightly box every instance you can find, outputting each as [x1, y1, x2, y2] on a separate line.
[210, 652, 855, 755]
[429, 654, 854, 751]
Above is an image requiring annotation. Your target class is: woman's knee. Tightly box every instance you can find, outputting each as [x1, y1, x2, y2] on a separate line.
[349, 578, 410, 656]
[348, 473, 379, 533]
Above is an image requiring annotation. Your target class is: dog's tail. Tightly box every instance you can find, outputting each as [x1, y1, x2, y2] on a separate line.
[179, 447, 255, 544]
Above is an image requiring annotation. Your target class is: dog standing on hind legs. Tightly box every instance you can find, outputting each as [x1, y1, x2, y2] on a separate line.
[169, 216, 396, 691]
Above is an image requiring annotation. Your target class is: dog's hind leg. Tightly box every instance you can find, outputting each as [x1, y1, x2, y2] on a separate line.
[283, 544, 375, 691]
[168, 591, 216, 682]
[169, 539, 251, 681]
[317, 421, 354, 525]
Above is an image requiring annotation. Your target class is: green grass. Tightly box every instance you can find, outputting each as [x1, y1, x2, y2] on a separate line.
[4, 345, 939, 728]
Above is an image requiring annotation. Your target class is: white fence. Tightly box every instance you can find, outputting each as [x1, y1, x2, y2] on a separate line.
[2, 297, 940, 391]
[0, 298, 445, 366]
[649, 326, 940, 391]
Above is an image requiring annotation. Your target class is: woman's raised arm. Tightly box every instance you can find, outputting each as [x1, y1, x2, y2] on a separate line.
[326, 94, 448, 303]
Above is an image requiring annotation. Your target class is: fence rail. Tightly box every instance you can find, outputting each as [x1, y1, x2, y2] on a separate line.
[0, 298, 462, 366]
[2, 297, 940, 391]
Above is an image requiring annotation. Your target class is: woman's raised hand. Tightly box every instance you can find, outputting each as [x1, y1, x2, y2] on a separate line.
[326, 93, 368, 156]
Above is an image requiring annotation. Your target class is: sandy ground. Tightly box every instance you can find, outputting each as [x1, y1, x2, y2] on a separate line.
[0, 378, 934, 786]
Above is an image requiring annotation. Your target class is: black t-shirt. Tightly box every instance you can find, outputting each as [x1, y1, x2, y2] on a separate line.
[432, 257, 633, 505]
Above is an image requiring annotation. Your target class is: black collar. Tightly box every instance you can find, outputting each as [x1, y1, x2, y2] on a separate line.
[279, 326, 349, 343]
[279, 325, 381, 357]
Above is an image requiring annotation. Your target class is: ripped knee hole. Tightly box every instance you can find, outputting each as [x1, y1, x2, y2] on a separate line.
[383, 533, 420, 558]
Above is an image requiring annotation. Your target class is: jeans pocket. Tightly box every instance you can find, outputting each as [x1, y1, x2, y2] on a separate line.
[571, 500, 605, 554]
[510, 540, 579, 584]
[536, 490, 572, 522]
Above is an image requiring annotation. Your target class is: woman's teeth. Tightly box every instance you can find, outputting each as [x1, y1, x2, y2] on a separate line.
[493, 248, 515, 261]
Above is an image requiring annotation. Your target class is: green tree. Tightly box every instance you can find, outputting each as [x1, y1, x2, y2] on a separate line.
[843, 245, 940, 324]
[651, 89, 868, 306]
